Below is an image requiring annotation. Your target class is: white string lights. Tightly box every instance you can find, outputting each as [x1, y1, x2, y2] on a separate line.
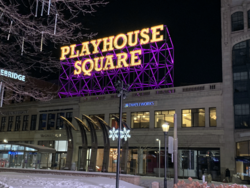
[40, 31, 44, 52]
[54, 14, 58, 35]
[7, 20, 13, 40]
[35, 0, 39, 17]
[21, 37, 24, 55]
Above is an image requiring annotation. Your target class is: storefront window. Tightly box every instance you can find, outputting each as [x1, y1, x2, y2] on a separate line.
[7, 116, 13, 131]
[38, 114, 47, 130]
[209, 108, 217, 127]
[182, 109, 205, 127]
[22, 115, 29, 131]
[30, 115, 37, 131]
[55, 141, 67, 152]
[14, 116, 21, 131]
[66, 112, 72, 122]
[109, 113, 126, 129]
[155, 110, 175, 128]
[56, 112, 64, 130]
[47, 113, 56, 130]
[0, 117, 6, 132]
[131, 112, 149, 128]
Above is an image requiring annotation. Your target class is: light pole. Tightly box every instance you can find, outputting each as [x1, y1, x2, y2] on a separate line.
[156, 138, 161, 177]
[162, 122, 170, 188]
[114, 80, 129, 188]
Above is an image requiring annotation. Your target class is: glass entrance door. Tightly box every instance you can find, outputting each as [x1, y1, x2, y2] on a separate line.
[54, 153, 67, 170]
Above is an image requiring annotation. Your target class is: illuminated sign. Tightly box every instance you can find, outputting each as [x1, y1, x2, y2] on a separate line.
[59, 24, 174, 97]
[124, 101, 155, 108]
[60, 25, 164, 76]
[0, 69, 25, 82]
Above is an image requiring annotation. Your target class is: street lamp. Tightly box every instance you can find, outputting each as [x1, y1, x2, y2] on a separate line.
[156, 138, 161, 177]
[162, 122, 170, 188]
[114, 80, 129, 188]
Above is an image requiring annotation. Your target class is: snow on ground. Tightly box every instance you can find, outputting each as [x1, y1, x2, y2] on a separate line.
[0, 172, 143, 188]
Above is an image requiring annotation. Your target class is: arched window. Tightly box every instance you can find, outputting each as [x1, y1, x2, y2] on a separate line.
[232, 40, 250, 65]
[231, 11, 244, 31]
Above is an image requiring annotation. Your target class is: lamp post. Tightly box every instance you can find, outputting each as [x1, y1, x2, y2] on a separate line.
[156, 138, 161, 177]
[162, 122, 170, 188]
[114, 80, 129, 188]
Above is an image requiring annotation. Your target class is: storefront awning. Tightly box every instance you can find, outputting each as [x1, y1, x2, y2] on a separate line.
[14, 143, 56, 153]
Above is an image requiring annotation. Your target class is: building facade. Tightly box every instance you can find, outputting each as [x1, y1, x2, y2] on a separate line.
[221, 0, 250, 182]
[0, 83, 224, 180]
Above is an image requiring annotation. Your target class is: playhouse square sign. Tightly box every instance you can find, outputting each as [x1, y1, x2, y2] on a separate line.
[60, 24, 165, 76]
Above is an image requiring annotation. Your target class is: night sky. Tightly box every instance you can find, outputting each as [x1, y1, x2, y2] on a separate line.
[77, 0, 222, 87]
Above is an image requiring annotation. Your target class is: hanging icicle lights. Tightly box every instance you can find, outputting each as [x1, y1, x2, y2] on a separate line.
[60, 25, 165, 76]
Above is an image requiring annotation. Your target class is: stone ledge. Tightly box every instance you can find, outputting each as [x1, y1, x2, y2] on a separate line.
[0, 168, 140, 186]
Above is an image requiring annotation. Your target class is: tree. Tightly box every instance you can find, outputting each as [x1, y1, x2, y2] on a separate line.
[0, 0, 107, 103]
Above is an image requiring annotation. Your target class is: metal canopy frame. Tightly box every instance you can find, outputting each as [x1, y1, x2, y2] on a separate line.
[94, 115, 111, 172]
[82, 114, 98, 172]
[60, 116, 77, 170]
[74, 117, 89, 171]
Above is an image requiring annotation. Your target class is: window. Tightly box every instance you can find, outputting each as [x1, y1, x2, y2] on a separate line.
[66, 112, 72, 122]
[30, 115, 37, 130]
[232, 41, 249, 65]
[237, 141, 249, 157]
[234, 72, 248, 80]
[155, 110, 175, 128]
[38, 140, 54, 148]
[89, 114, 105, 128]
[182, 109, 205, 127]
[109, 113, 126, 129]
[0, 117, 6, 132]
[38, 114, 47, 130]
[47, 113, 56, 130]
[56, 112, 64, 130]
[235, 104, 250, 128]
[235, 104, 249, 115]
[234, 82, 247, 92]
[14, 116, 21, 131]
[209, 108, 217, 127]
[131, 112, 149, 128]
[7, 116, 13, 131]
[231, 11, 244, 31]
[22, 115, 29, 131]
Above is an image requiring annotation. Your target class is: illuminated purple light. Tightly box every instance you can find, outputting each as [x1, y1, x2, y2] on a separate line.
[58, 25, 174, 97]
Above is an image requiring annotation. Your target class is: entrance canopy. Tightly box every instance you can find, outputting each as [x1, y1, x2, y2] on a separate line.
[0, 143, 56, 153]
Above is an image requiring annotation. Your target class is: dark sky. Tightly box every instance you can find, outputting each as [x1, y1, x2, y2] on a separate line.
[79, 0, 222, 87]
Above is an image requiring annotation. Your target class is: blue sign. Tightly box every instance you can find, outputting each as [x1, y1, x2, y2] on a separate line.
[124, 101, 155, 108]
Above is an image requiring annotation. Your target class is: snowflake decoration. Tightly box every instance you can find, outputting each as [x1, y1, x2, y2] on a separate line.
[109, 127, 118, 141]
[120, 127, 131, 141]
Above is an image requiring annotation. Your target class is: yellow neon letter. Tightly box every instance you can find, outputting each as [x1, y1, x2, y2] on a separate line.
[116, 52, 128, 68]
[74, 61, 82, 75]
[130, 50, 142, 67]
[103, 55, 115, 70]
[69, 44, 79, 59]
[151, 24, 164, 43]
[114, 34, 127, 49]
[82, 59, 94, 76]
[94, 57, 105, 72]
[91, 39, 102, 54]
[79, 42, 91, 56]
[60, 46, 70, 60]
[127, 30, 140, 47]
[102, 36, 114, 52]
[140, 28, 150, 45]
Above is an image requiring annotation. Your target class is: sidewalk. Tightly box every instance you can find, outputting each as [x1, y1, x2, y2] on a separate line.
[139, 176, 250, 188]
